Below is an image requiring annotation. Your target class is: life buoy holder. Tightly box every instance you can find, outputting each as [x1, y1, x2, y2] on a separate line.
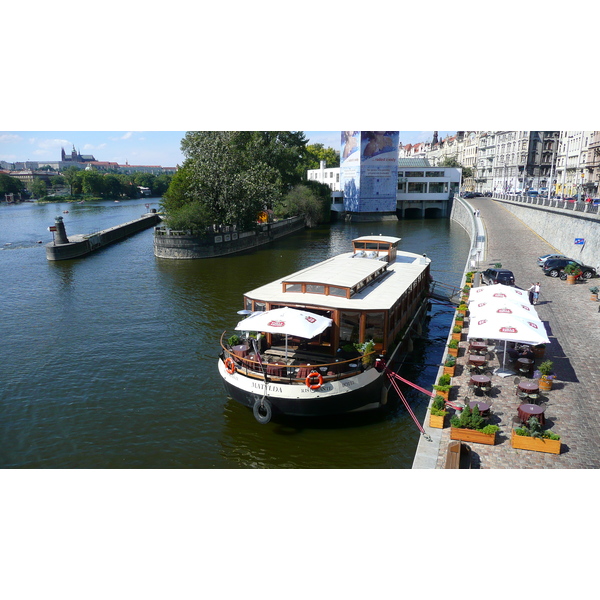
[253, 398, 272, 424]
[224, 357, 236, 374]
[305, 370, 323, 390]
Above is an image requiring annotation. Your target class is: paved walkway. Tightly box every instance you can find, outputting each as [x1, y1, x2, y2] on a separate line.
[433, 197, 600, 468]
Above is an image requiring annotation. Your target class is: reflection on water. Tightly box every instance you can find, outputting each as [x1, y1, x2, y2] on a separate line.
[1, 200, 469, 468]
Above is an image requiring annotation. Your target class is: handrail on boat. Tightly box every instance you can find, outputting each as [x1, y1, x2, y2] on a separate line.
[219, 331, 377, 373]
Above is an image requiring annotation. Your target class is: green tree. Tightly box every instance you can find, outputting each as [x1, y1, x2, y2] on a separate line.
[0, 173, 24, 195]
[440, 156, 472, 179]
[305, 143, 340, 170]
[63, 166, 82, 195]
[276, 183, 330, 227]
[174, 131, 282, 229]
[81, 169, 105, 196]
[30, 178, 47, 199]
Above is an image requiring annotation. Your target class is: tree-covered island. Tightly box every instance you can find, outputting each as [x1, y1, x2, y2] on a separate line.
[160, 131, 336, 233]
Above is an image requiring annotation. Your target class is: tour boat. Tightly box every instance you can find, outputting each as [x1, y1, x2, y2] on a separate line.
[217, 235, 431, 423]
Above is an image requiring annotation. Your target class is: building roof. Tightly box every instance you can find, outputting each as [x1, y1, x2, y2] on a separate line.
[398, 158, 431, 167]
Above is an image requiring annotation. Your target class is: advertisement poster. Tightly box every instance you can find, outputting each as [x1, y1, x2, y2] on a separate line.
[340, 131, 399, 213]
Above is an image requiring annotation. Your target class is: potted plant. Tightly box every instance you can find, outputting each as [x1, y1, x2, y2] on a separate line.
[356, 339, 376, 367]
[451, 325, 463, 341]
[450, 405, 499, 445]
[563, 262, 582, 284]
[227, 334, 241, 348]
[590, 286, 599, 301]
[447, 339, 459, 357]
[433, 373, 452, 400]
[455, 312, 464, 325]
[538, 359, 555, 391]
[457, 302, 468, 315]
[428, 395, 447, 429]
[511, 417, 561, 454]
[443, 354, 456, 376]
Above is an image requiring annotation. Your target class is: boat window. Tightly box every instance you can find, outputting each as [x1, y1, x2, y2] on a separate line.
[365, 312, 385, 347]
[254, 301, 266, 312]
[284, 283, 302, 293]
[245, 298, 252, 312]
[366, 243, 379, 250]
[306, 284, 325, 294]
[339, 311, 360, 345]
[329, 286, 347, 297]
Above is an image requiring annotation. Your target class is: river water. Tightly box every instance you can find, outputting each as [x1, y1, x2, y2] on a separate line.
[1, 199, 470, 468]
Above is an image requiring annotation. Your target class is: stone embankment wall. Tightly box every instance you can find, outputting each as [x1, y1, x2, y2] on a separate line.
[493, 196, 600, 269]
[153, 216, 305, 259]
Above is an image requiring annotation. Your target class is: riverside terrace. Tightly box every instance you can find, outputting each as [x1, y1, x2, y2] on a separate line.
[413, 196, 600, 469]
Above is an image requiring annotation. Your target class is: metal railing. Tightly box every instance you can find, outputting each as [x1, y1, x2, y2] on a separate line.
[493, 193, 599, 215]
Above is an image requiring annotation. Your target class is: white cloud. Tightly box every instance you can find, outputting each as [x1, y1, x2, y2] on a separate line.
[83, 143, 107, 151]
[0, 133, 22, 144]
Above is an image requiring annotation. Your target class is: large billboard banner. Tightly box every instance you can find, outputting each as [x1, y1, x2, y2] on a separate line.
[340, 131, 399, 214]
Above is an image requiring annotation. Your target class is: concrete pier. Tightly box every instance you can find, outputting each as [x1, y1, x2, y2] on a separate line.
[46, 212, 161, 261]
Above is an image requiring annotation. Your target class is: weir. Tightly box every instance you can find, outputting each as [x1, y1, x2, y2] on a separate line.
[45, 212, 161, 261]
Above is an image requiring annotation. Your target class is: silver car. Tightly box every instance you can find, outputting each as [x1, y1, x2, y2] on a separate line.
[538, 253, 568, 266]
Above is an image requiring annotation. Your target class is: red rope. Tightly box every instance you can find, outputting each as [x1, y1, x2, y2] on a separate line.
[387, 370, 434, 397]
[386, 371, 426, 435]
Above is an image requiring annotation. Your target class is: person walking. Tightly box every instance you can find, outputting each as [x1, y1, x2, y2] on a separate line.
[528, 283, 535, 305]
[533, 282, 540, 305]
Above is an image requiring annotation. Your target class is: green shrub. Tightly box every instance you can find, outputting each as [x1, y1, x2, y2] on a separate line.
[448, 339, 459, 349]
[452, 325, 462, 334]
[438, 373, 451, 386]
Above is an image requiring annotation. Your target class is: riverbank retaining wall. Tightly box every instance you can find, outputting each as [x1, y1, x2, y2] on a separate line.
[153, 216, 305, 259]
[492, 195, 600, 269]
[46, 213, 161, 261]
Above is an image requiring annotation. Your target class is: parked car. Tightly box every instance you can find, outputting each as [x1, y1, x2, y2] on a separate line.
[542, 258, 597, 279]
[526, 190, 539, 197]
[538, 253, 568, 266]
[481, 268, 515, 285]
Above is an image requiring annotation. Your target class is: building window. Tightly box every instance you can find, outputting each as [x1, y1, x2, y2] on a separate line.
[408, 182, 426, 193]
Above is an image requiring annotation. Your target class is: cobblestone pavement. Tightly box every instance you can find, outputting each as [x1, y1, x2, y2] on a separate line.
[434, 197, 600, 468]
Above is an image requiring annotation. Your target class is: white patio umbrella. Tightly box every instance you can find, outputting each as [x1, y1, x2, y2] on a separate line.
[469, 299, 540, 322]
[468, 284, 531, 305]
[467, 312, 550, 376]
[235, 307, 333, 359]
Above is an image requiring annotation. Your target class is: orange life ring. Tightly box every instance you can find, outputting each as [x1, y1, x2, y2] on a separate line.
[224, 357, 236, 374]
[305, 370, 323, 390]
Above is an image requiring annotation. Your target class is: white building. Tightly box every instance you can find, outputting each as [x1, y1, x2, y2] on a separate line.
[306, 160, 341, 191]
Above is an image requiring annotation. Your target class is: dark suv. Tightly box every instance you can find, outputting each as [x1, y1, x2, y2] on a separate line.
[481, 268, 515, 285]
[542, 258, 596, 279]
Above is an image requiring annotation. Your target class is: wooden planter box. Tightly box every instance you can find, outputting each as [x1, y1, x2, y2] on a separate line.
[511, 430, 561, 454]
[539, 378, 553, 391]
[435, 389, 449, 400]
[450, 427, 496, 445]
[443, 366, 455, 377]
[451, 332, 462, 341]
[429, 413, 446, 429]
[448, 347, 458, 357]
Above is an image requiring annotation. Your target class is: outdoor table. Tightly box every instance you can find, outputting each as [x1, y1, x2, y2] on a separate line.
[266, 362, 286, 377]
[231, 344, 249, 359]
[470, 374, 491, 388]
[517, 357, 534, 377]
[469, 400, 490, 415]
[469, 341, 487, 355]
[517, 380, 539, 395]
[518, 403, 546, 425]
[468, 354, 487, 367]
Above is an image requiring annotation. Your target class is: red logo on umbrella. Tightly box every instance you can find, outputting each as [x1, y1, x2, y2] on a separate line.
[528, 322, 539, 329]
[268, 320, 285, 327]
[492, 293, 507, 298]
[500, 326, 517, 333]
[477, 319, 488, 325]
[497, 308, 512, 313]
[305, 316, 316, 323]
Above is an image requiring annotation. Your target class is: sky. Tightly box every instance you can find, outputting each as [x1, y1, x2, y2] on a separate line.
[1, 131, 456, 168]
